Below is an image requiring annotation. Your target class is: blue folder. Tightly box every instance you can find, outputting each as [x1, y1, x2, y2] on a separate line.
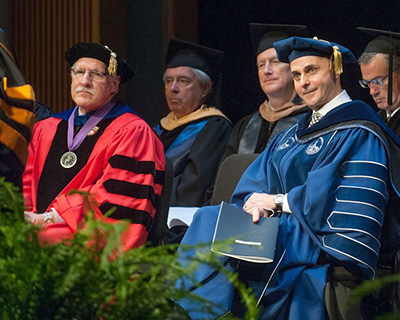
[211, 202, 280, 263]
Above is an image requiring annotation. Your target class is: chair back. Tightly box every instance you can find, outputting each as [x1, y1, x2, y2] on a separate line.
[210, 153, 259, 205]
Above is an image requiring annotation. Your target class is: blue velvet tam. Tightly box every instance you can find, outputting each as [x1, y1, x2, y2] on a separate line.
[273, 36, 357, 64]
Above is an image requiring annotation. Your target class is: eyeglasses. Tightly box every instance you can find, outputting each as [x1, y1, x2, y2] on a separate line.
[71, 67, 108, 81]
[359, 67, 399, 89]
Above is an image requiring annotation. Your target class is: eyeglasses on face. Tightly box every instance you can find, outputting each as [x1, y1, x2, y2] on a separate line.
[359, 67, 399, 89]
[70, 67, 108, 81]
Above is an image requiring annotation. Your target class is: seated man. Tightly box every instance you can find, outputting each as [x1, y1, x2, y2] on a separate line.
[358, 27, 400, 135]
[23, 43, 165, 251]
[173, 37, 400, 319]
[154, 39, 232, 207]
[204, 23, 309, 204]
[221, 23, 308, 159]
[358, 26, 400, 315]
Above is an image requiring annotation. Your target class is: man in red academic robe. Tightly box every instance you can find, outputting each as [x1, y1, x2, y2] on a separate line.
[23, 43, 165, 250]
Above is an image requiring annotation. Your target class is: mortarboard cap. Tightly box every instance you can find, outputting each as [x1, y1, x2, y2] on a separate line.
[165, 39, 223, 84]
[358, 27, 400, 105]
[274, 36, 357, 75]
[250, 23, 308, 56]
[65, 42, 135, 83]
[358, 27, 400, 56]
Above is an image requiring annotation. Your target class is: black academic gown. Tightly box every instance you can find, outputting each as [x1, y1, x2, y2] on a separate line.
[155, 116, 232, 207]
[221, 108, 307, 161]
[379, 108, 400, 137]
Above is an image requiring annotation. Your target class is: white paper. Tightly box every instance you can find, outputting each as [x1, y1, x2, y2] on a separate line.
[167, 207, 200, 229]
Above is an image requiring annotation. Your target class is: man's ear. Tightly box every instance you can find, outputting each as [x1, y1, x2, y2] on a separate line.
[202, 81, 212, 99]
[332, 69, 341, 83]
[111, 75, 121, 93]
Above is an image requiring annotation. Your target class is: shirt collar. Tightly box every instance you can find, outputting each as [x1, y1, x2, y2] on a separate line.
[387, 106, 400, 120]
[74, 108, 95, 126]
[315, 90, 352, 116]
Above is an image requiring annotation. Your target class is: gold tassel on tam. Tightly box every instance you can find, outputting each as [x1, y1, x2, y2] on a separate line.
[312, 37, 343, 75]
[108, 52, 118, 76]
[103, 45, 118, 76]
[330, 46, 343, 75]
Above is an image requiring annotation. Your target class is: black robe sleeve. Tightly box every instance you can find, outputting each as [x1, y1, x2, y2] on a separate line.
[170, 117, 232, 207]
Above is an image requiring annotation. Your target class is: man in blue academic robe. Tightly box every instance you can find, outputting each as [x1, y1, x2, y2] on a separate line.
[173, 36, 400, 320]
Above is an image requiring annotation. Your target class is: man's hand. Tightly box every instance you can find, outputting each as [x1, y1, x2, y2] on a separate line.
[24, 211, 45, 225]
[243, 193, 276, 223]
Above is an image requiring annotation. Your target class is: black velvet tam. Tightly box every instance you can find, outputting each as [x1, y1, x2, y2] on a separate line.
[65, 42, 135, 83]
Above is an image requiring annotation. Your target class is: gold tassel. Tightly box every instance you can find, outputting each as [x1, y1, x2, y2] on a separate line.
[103, 45, 118, 76]
[108, 52, 118, 76]
[331, 46, 343, 75]
[312, 37, 343, 75]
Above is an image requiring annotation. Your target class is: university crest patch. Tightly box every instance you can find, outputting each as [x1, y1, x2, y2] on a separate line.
[306, 137, 324, 155]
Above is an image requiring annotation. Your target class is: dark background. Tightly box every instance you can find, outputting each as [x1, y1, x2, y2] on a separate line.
[195, 0, 400, 124]
[1, 0, 400, 125]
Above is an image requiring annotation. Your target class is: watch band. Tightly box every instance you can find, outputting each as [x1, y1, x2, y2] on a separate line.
[274, 194, 284, 213]
[43, 211, 53, 224]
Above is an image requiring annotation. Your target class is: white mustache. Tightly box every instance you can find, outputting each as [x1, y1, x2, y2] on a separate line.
[76, 86, 93, 94]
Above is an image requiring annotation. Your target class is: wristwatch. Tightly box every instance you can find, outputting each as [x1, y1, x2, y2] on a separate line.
[43, 211, 53, 225]
[273, 194, 284, 213]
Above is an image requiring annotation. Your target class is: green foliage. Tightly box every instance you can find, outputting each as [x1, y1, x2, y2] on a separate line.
[349, 273, 400, 320]
[0, 178, 258, 319]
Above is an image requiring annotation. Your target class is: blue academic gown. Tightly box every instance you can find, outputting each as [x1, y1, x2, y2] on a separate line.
[175, 100, 400, 319]
[154, 116, 232, 206]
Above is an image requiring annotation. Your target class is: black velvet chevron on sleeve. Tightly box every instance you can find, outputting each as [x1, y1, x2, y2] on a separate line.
[103, 179, 160, 209]
[99, 202, 153, 231]
[108, 154, 165, 185]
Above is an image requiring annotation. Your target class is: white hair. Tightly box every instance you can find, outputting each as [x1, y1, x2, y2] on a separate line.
[359, 52, 400, 69]
[191, 68, 212, 85]
[163, 67, 212, 86]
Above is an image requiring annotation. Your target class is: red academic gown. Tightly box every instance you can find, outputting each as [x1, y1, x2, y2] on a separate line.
[23, 105, 165, 251]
